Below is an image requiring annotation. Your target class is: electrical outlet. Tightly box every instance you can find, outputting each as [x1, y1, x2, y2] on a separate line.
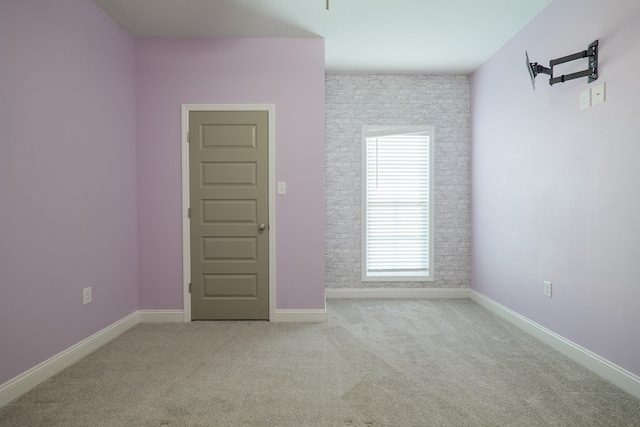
[83, 287, 92, 305]
[592, 82, 605, 105]
[543, 281, 552, 298]
[580, 89, 591, 110]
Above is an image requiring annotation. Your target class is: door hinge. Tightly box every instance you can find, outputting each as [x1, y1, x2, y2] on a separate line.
[189, 283, 192, 293]
[187, 131, 190, 143]
[188, 207, 191, 218]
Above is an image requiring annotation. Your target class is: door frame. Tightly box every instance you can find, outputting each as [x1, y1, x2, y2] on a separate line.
[181, 104, 276, 322]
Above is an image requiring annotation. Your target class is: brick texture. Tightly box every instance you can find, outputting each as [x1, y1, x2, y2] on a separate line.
[325, 74, 471, 288]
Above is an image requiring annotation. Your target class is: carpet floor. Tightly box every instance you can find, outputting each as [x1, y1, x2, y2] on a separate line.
[1, 299, 639, 426]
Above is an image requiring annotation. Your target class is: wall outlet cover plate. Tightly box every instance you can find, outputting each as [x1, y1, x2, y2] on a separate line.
[83, 287, 92, 304]
[592, 82, 605, 105]
[580, 90, 591, 110]
[543, 281, 552, 298]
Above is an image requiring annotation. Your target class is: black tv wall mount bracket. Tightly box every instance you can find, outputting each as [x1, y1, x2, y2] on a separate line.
[526, 40, 598, 89]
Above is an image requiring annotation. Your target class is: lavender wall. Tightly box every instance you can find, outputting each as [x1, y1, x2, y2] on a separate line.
[135, 38, 326, 310]
[0, 0, 138, 384]
[471, 0, 640, 376]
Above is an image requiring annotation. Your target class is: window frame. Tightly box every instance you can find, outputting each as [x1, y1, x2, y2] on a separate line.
[361, 125, 435, 282]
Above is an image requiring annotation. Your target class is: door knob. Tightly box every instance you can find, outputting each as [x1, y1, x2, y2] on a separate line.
[258, 223, 266, 231]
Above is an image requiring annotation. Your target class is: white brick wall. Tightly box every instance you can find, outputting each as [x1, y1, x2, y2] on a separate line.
[325, 74, 471, 288]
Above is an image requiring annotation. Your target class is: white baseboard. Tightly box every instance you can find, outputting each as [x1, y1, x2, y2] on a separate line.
[0, 311, 139, 408]
[0, 309, 188, 408]
[272, 309, 327, 323]
[470, 290, 640, 400]
[138, 310, 184, 323]
[326, 287, 470, 299]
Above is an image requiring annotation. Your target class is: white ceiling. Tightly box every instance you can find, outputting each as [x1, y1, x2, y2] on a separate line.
[93, 0, 553, 74]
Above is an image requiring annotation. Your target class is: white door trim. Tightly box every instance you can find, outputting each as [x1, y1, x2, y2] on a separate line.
[181, 104, 276, 322]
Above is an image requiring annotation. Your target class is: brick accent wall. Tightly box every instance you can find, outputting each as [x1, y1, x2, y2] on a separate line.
[325, 74, 471, 288]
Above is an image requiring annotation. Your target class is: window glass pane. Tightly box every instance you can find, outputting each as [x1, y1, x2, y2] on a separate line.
[363, 127, 433, 280]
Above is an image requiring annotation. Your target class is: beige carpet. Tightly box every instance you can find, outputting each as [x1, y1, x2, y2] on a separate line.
[1, 299, 639, 426]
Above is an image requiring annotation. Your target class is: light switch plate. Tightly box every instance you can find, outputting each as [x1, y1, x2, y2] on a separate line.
[592, 82, 605, 105]
[277, 181, 287, 195]
[580, 89, 591, 110]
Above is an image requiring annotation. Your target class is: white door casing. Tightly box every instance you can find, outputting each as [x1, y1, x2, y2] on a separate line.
[181, 104, 276, 322]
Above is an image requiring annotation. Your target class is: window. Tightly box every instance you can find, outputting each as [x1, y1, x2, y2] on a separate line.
[362, 126, 434, 281]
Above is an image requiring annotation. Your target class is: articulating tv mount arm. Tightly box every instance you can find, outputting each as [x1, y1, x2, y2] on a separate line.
[527, 40, 598, 89]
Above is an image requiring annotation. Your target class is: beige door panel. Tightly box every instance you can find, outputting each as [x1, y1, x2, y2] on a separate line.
[189, 111, 269, 320]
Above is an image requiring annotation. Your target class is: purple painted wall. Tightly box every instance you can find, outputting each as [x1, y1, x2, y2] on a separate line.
[471, 0, 640, 375]
[135, 38, 326, 310]
[0, 0, 138, 384]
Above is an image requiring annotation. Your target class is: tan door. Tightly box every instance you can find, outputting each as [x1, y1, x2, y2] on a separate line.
[189, 111, 269, 320]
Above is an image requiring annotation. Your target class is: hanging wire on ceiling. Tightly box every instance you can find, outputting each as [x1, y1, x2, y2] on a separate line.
[326, 0, 329, 10]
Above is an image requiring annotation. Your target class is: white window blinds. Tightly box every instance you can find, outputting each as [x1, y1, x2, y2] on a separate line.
[362, 126, 434, 281]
